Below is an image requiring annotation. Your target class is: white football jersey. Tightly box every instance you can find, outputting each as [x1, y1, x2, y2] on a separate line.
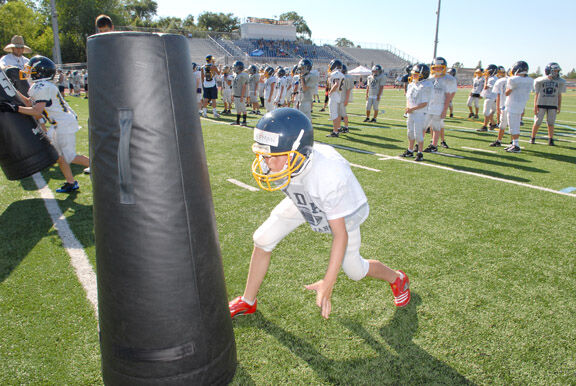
[264, 76, 276, 100]
[481, 76, 498, 100]
[406, 80, 433, 113]
[493, 77, 508, 109]
[29, 80, 78, 132]
[284, 144, 368, 233]
[328, 71, 345, 103]
[300, 70, 319, 103]
[471, 76, 485, 94]
[274, 77, 287, 103]
[427, 74, 457, 115]
[221, 74, 233, 90]
[505, 76, 534, 114]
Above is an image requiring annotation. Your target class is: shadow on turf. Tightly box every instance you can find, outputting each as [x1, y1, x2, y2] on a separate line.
[233, 293, 474, 384]
[0, 195, 94, 283]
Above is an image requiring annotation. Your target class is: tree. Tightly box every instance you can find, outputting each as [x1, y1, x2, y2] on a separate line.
[528, 66, 542, 79]
[125, 0, 157, 23]
[197, 12, 239, 33]
[452, 62, 463, 69]
[564, 69, 576, 79]
[476, 60, 482, 69]
[279, 12, 311, 39]
[335, 37, 354, 48]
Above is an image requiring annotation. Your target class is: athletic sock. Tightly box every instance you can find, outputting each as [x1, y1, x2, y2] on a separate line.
[241, 296, 255, 306]
[513, 139, 519, 146]
[236, 114, 240, 124]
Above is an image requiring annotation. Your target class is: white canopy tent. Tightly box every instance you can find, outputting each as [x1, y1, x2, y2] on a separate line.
[347, 65, 372, 76]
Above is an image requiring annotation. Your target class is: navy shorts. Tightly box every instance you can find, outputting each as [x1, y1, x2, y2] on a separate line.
[203, 86, 218, 100]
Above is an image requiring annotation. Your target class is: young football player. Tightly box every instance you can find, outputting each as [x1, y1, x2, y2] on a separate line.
[230, 61, 249, 126]
[258, 66, 266, 107]
[228, 108, 411, 320]
[95, 14, 114, 33]
[364, 64, 385, 122]
[447, 67, 456, 118]
[530, 62, 566, 146]
[220, 65, 233, 114]
[489, 66, 509, 147]
[504, 61, 534, 153]
[423, 57, 457, 152]
[477, 64, 499, 131]
[401, 64, 432, 162]
[319, 79, 329, 112]
[273, 67, 287, 108]
[290, 65, 300, 109]
[339, 64, 354, 133]
[247, 64, 261, 114]
[201, 54, 220, 118]
[467, 68, 484, 119]
[0, 56, 89, 193]
[326, 59, 346, 137]
[263, 66, 277, 113]
[298, 58, 319, 121]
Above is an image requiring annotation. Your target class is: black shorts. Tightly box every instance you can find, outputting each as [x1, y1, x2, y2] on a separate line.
[58, 86, 65, 93]
[470, 93, 480, 98]
[324, 94, 329, 104]
[203, 86, 218, 100]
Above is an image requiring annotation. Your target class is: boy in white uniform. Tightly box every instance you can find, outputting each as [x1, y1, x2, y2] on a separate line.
[1, 56, 89, 193]
[401, 64, 432, 162]
[364, 64, 384, 122]
[297, 58, 319, 121]
[489, 66, 509, 147]
[530, 62, 566, 146]
[423, 57, 457, 152]
[228, 108, 411, 320]
[339, 64, 355, 133]
[220, 65, 233, 114]
[191, 62, 203, 113]
[326, 59, 346, 137]
[477, 64, 499, 131]
[504, 61, 534, 153]
[263, 66, 277, 113]
[467, 68, 484, 118]
[231, 61, 249, 126]
[247, 64, 261, 114]
[273, 68, 287, 108]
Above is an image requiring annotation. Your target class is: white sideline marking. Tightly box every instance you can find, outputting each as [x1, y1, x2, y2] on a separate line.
[461, 146, 497, 154]
[227, 178, 259, 192]
[349, 163, 380, 172]
[32, 173, 99, 317]
[389, 157, 576, 197]
[429, 152, 465, 159]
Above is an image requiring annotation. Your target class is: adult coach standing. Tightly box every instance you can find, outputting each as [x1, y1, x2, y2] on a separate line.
[0, 35, 31, 70]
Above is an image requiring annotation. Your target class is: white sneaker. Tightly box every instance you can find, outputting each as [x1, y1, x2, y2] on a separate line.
[214, 113, 220, 118]
[202, 111, 207, 118]
[83, 167, 91, 174]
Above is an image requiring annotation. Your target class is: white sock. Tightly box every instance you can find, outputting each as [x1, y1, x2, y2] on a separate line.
[513, 139, 519, 146]
[241, 296, 255, 306]
[213, 108, 217, 114]
[203, 108, 207, 114]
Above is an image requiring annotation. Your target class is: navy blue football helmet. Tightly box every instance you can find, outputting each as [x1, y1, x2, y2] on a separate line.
[233, 60, 245, 74]
[21, 55, 56, 81]
[431, 57, 447, 76]
[410, 63, 430, 82]
[372, 64, 383, 76]
[485, 64, 498, 77]
[545, 62, 561, 79]
[247, 64, 257, 74]
[405, 64, 413, 74]
[251, 108, 314, 191]
[511, 61, 529, 75]
[329, 59, 343, 72]
[298, 58, 313, 75]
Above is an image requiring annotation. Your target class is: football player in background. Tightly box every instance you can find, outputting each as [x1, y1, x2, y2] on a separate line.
[298, 58, 319, 121]
[0, 56, 89, 193]
[220, 65, 233, 115]
[326, 59, 346, 137]
[447, 67, 457, 118]
[230, 60, 249, 126]
[401, 64, 432, 162]
[364, 64, 385, 122]
[263, 66, 277, 112]
[530, 62, 566, 146]
[467, 68, 484, 119]
[95, 14, 114, 33]
[339, 64, 354, 133]
[422, 57, 457, 152]
[477, 64, 499, 131]
[489, 66, 509, 147]
[228, 108, 411, 320]
[273, 67, 287, 108]
[201, 54, 220, 118]
[504, 61, 534, 153]
[190, 62, 202, 113]
[258, 65, 266, 107]
[247, 64, 261, 115]
[290, 65, 300, 109]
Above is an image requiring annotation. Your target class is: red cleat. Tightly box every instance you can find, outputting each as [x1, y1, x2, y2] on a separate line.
[229, 296, 257, 318]
[390, 271, 411, 307]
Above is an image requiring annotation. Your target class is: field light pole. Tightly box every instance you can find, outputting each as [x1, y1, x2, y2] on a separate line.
[49, 0, 62, 65]
[433, 0, 441, 59]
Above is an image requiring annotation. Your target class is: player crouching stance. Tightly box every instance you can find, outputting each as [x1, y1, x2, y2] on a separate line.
[229, 108, 410, 319]
[0, 56, 89, 193]
[401, 64, 432, 162]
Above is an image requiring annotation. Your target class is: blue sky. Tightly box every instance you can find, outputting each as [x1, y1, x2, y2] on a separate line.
[156, 0, 576, 72]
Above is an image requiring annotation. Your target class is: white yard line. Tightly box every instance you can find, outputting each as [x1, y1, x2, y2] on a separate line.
[349, 163, 380, 172]
[461, 146, 497, 154]
[227, 178, 259, 192]
[32, 173, 99, 317]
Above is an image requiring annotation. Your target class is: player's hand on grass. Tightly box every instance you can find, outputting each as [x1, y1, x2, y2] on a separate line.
[305, 279, 334, 319]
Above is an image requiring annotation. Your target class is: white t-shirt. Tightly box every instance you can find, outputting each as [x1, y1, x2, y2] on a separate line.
[273, 77, 287, 103]
[29, 80, 78, 132]
[471, 76, 485, 95]
[284, 144, 368, 233]
[481, 76, 498, 100]
[505, 76, 534, 114]
[192, 70, 202, 91]
[493, 77, 508, 109]
[427, 74, 458, 115]
[328, 70, 345, 103]
[406, 80, 432, 114]
[264, 76, 276, 100]
[0, 53, 29, 69]
[221, 74, 233, 90]
[301, 70, 319, 103]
